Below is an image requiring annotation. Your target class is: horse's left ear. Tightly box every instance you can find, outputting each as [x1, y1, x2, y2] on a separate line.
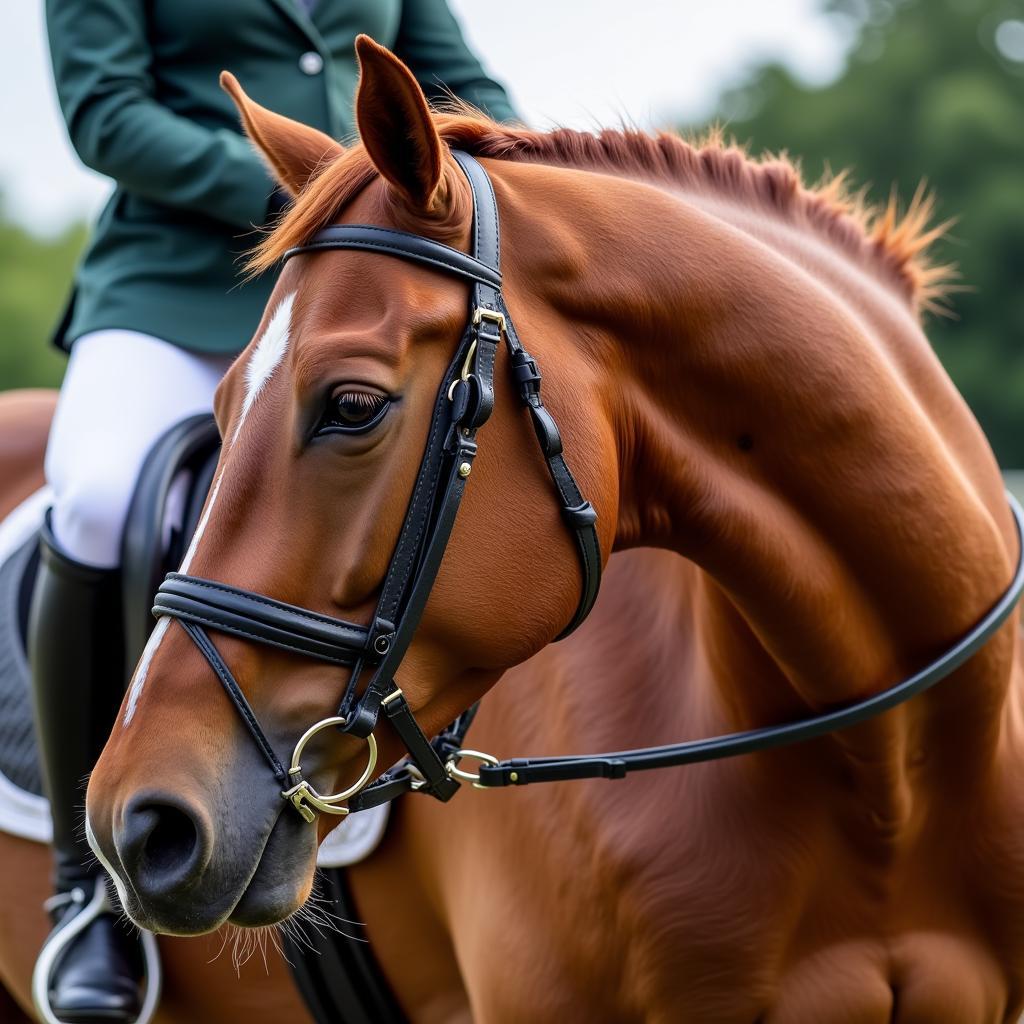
[354, 35, 446, 211]
[220, 71, 345, 196]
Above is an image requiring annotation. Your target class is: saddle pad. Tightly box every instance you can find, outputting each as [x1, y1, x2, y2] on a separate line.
[0, 487, 388, 867]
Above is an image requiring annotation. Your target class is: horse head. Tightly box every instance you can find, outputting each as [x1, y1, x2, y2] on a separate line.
[85, 36, 615, 934]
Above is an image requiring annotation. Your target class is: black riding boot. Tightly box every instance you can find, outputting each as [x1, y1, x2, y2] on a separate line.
[29, 516, 144, 1023]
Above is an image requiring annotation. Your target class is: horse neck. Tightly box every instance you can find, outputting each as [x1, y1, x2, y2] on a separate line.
[509, 164, 1018, 765]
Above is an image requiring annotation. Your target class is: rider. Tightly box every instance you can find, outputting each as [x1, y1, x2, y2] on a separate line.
[36, 1, 515, 1019]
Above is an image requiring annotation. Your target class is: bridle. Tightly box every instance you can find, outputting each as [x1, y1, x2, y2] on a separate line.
[154, 151, 1024, 823]
[154, 151, 601, 820]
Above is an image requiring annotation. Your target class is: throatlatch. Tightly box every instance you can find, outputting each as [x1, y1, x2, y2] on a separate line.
[153, 150, 1024, 821]
[153, 151, 602, 821]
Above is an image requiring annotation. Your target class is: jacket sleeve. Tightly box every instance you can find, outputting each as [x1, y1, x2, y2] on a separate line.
[46, 0, 277, 229]
[393, 0, 519, 123]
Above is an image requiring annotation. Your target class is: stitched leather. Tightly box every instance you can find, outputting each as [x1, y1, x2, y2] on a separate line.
[351, 703, 482, 811]
[343, 434, 479, 738]
[369, 337, 467, 630]
[155, 575, 369, 666]
[466, 320, 500, 428]
[347, 769, 418, 812]
[452, 151, 501, 279]
[334, 331, 481, 737]
[381, 692, 460, 801]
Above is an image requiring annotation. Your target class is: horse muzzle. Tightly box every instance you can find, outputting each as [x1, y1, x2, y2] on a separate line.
[87, 773, 316, 934]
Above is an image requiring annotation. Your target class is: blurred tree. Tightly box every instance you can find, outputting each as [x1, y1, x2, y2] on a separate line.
[0, 204, 84, 393]
[692, 0, 1024, 464]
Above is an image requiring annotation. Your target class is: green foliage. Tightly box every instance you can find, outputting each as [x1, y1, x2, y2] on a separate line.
[0, 208, 85, 393]
[691, 0, 1024, 464]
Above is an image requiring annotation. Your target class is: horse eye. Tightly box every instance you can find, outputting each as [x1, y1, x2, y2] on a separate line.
[318, 389, 390, 435]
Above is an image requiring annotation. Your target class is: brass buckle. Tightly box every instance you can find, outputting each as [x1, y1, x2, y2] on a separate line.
[447, 337, 478, 401]
[447, 309, 506, 402]
[280, 716, 378, 824]
[472, 307, 507, 333]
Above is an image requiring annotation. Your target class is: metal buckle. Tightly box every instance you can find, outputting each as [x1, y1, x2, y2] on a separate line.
[447, 337, 478, 401]
[281, 716, 379, 824]
[445, 748, 499, 789]
[472, 307, 507, 333]
[447, 310, 505, 401]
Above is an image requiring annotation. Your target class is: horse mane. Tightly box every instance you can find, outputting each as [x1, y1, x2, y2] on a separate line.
[249, 109, 954, 314]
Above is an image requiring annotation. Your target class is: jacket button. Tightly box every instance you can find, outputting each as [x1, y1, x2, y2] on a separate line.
[299, 51, 323, 75]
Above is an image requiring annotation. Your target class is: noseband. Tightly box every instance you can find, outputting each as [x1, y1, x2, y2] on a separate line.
[154, 151, 1024, 823]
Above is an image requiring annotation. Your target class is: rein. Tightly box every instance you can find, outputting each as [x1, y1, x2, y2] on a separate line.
[153, 151, 1024, 823]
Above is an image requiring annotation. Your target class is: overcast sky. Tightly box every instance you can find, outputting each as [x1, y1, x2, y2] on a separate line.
[0, 1, 851, 235]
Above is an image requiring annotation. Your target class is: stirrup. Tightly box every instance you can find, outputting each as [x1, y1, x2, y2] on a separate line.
[31, 878, 162, 1024]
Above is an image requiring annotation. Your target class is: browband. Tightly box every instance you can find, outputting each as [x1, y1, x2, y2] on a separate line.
[284, 224, 503, 289]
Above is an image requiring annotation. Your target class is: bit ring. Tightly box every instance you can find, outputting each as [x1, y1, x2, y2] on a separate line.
[281, 716, 378, 822]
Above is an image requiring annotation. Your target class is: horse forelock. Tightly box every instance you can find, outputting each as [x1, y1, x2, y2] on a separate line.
[248, 108, 953, 315]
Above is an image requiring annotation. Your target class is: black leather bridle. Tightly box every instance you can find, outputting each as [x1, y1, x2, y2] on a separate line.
[154, 151, 1024, 823]
[154, 152, 601, 820]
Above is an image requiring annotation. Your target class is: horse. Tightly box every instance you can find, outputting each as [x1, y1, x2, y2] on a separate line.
[3, 32, 1023, 1023]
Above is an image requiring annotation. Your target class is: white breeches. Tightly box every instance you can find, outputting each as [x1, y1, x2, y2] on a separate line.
[45, 330, 236, 569]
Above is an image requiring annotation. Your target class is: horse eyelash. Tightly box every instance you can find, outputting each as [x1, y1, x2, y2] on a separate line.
[336, 390, 384, 407]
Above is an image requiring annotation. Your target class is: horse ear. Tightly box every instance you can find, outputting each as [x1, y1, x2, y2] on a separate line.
[220, 71, 344, 196]
[354, 35, 445, 211]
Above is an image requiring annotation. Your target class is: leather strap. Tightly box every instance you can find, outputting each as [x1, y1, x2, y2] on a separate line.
[349, 703, 480, 812]
[477, 493, 1024, 787]
[341, 423, 482, 738]
[155, 575, 370, 666]
[179, 621, 289, 784]
[502, 318, 601, 637]
[380, 692, 460, 801]
[449, 151, 601, 638]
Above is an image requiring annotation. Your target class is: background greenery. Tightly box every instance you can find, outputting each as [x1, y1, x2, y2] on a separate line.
[1, 0, 1021, 461]
[0, 210, 84, 391]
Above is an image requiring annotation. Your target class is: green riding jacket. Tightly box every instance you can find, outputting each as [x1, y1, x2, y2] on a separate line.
[47, 0, 516, 354]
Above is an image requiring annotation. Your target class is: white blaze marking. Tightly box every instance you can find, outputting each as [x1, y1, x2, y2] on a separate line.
[232, 291, 295, 445]
[122, 617, 171, 728]
[121, 292, 295, 728]
[178, 471, 224, 577]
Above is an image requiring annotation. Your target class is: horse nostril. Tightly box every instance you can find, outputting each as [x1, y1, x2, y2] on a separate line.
[142, 804, 196, 873]
[117, 795, 211, 898]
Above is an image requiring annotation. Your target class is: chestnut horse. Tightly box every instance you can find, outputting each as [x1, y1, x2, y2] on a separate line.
[4, 34, 1024, 1023]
